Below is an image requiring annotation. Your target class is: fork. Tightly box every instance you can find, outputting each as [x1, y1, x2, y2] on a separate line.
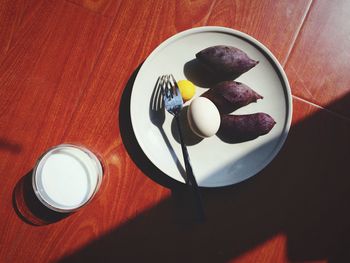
[160, 74, 205, 221]
[150, 77, 186, 180]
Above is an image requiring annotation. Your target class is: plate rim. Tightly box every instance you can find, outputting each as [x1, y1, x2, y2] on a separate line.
[130, 26, 293, 187]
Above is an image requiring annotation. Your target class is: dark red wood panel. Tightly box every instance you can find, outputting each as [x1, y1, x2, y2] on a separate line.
[67, 0, 123, 17]
[285, 0, 350, 118]
[0, 1, 112, 261]
[0, 1, 45, 60]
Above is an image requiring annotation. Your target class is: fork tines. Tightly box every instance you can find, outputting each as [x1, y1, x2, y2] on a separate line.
[151, 76, 163, 111]
[160, 74, 180, 99]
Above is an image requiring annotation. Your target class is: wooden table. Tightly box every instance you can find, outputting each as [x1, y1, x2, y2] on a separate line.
[1, 0, 350, 262]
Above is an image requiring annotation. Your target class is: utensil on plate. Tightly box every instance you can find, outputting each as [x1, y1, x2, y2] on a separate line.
[160, 74, 205, 221]
[150, 78, 186, 180]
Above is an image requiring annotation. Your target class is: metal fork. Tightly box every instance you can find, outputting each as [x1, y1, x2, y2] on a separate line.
[160, 74, 205, 221]
[150, 77, 186, 180]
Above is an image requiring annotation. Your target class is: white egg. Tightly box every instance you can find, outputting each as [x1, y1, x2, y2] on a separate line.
[187, 97, 221, 138]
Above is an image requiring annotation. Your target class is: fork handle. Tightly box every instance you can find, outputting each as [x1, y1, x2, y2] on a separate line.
[175, 115, 206, 222]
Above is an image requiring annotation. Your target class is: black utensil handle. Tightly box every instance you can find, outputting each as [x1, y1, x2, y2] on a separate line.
[175, 115, 206, 222]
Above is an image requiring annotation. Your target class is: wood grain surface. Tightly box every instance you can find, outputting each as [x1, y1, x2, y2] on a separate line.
[286, 0, 350, 118]
[0, 0, 349, 262]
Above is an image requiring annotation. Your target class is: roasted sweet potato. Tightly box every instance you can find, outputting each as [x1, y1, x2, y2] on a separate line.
[202, 81, 263, 114]
[217, 113, 276, 143]
[196, 45, 259, 79]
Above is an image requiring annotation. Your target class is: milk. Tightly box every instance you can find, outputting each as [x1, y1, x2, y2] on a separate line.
[33, 145, 103, 212]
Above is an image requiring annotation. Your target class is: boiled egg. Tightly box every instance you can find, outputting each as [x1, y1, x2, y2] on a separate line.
[187, 97, 221, 138]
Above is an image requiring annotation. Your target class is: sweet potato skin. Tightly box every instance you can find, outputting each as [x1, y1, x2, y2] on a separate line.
[202, 81, 263, 114]
[218, 113, 276, 143]
[196, 45, 259, 79]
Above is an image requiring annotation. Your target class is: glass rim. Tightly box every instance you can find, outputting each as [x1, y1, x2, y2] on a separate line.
[32, 144, 103, 213]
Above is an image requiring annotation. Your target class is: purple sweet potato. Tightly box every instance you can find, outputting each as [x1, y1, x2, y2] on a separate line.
[202, 81, 263, 114]
[196, 45, 259, 79]
[218, 113, 276, 143]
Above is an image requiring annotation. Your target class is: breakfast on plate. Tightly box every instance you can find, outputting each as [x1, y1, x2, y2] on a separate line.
[159, 45, 275, 143]
[196, 45, 259, 80]
[201, 80, 263, 114]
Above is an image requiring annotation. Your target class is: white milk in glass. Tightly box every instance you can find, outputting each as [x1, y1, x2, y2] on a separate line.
[33, 144, 103, 212]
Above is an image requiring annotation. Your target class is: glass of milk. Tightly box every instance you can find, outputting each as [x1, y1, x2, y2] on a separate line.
[32, 144, 103, 213]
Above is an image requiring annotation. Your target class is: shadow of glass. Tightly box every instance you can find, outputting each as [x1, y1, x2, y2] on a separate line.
[13, 171, 71, 226]
[67, 72, 350, 262]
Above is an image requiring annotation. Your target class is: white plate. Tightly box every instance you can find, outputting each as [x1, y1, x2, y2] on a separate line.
[130, 26, 292, 187]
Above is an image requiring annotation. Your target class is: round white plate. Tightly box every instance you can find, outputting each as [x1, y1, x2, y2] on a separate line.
[130, 26, 292, 187]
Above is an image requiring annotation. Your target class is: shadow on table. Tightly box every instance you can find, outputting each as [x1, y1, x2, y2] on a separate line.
[0, 138, 22, 153]
[60, 67, 350, 262]
[13, 171, 71, 226]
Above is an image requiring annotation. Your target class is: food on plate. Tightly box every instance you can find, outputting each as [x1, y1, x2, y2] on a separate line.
[177, 79, 196, 101]
[202, 80, 263, 114]
[218, 113, 276, 142]
[196, 45, 259, 79]
[187, 97, 221, 138]
[158, 44, 273, 144]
